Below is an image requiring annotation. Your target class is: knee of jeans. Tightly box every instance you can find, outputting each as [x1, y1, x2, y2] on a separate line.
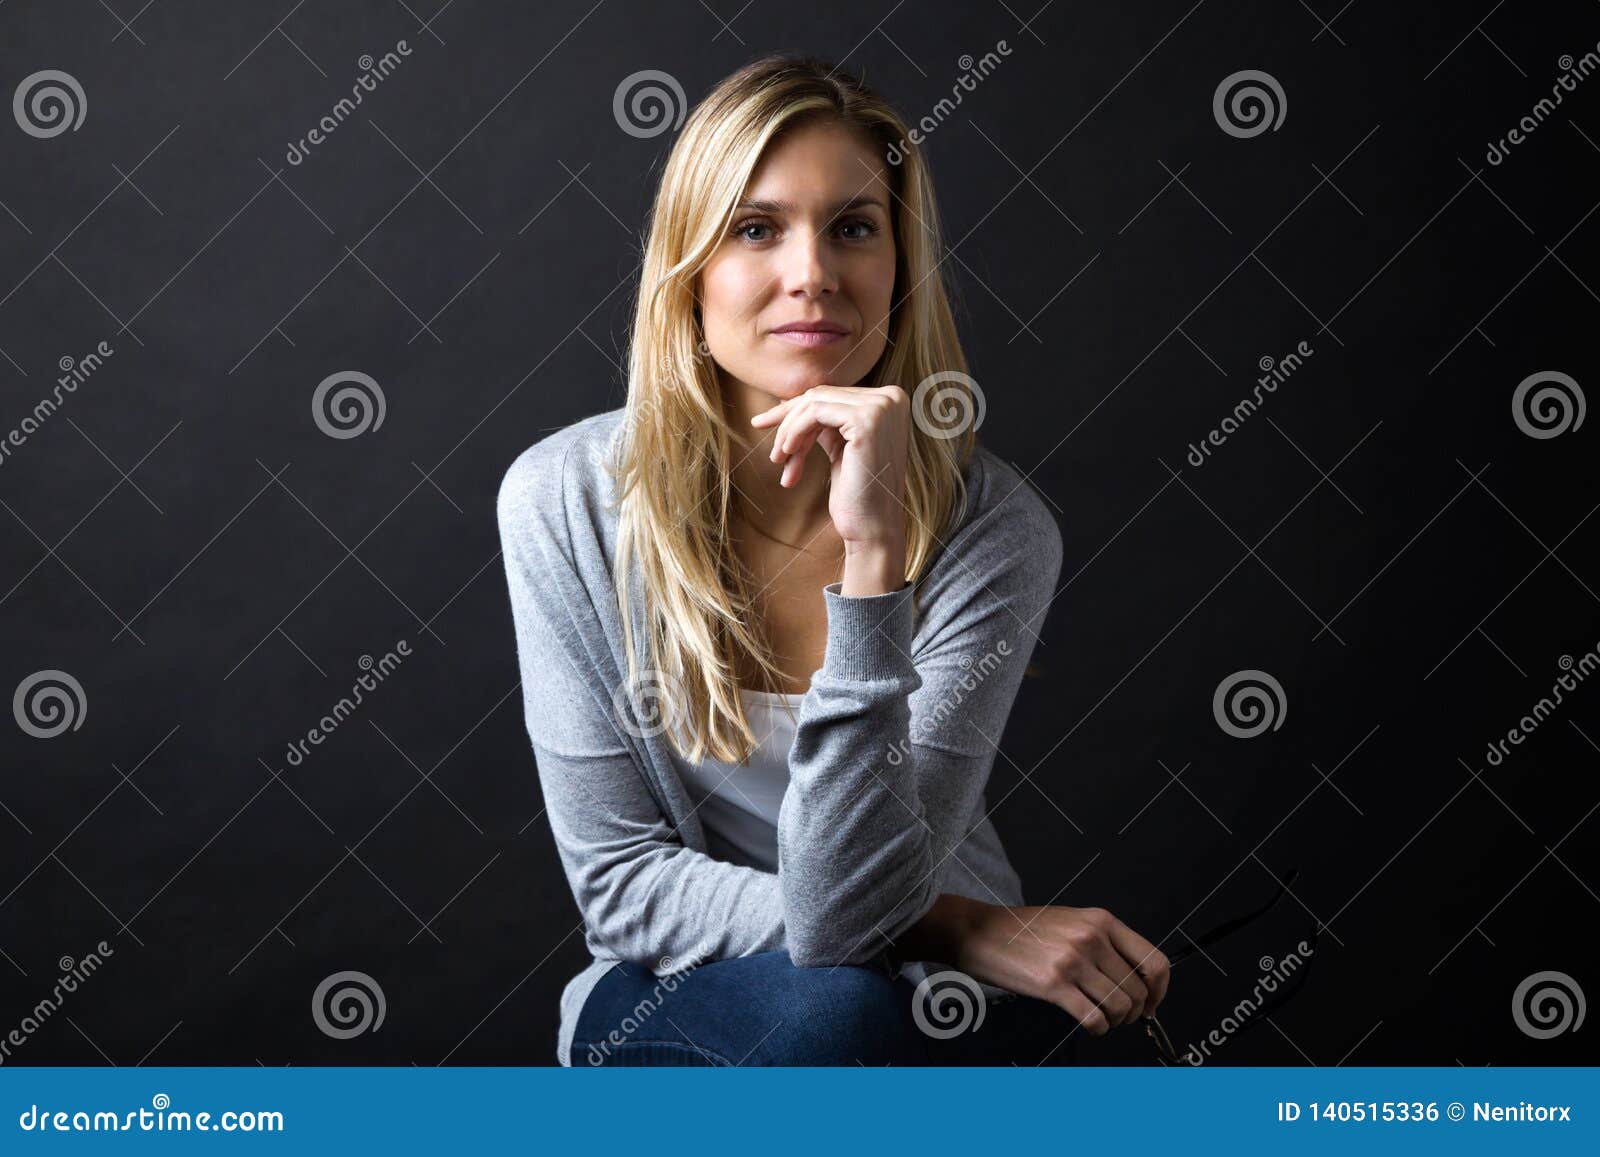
[758, 964, 926, 1065]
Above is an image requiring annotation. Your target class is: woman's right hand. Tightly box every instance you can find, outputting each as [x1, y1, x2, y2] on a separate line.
[949, 900, 1172, 1035]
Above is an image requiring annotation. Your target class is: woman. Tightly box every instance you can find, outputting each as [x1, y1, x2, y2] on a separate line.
[496, 53, 1170, 1066]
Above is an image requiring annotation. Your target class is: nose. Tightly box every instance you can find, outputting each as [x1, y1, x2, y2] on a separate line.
[780, 230, 838, 299]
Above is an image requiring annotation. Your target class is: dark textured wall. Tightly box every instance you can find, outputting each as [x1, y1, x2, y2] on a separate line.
[1, 0, 1595, 1066]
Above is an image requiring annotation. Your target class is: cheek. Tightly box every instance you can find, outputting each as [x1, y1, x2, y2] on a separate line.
[858, 252, 896, 318]
[702, 257, 771, 332]
[844, 261, 895, 341]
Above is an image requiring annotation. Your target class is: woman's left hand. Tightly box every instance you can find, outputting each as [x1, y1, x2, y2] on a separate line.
[750, 383, 910, 548]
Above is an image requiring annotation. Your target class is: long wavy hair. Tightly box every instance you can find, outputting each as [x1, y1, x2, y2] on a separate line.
[607, 53, 980, 765]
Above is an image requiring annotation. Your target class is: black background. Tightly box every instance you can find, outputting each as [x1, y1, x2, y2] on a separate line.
[1, 0, 1596, 1066]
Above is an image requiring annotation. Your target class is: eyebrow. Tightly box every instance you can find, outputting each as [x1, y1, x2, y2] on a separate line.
[734, 196, 887, 214]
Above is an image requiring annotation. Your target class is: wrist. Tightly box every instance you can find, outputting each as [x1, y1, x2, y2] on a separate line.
[839, 537, 906, 596]
[894, 893, 995, 967]
[842, 532, 906, 557]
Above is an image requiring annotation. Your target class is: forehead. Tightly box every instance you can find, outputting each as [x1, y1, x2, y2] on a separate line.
[742, 119, 890, 207]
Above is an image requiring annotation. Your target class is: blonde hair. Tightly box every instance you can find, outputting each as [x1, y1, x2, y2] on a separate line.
[606, 53, 979, 765]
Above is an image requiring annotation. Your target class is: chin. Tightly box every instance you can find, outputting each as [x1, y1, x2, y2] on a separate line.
[769, 365, 864, 395]
[751, 377, 815, 399]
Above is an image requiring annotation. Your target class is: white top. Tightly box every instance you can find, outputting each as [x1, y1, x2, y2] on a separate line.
[667, 688, 802, 873]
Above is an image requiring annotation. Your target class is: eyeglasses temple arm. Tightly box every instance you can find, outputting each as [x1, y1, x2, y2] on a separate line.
[1164, 866, 1301, 965]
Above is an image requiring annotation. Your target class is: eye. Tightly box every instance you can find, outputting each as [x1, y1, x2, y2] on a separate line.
[729, 215, 883, 244]
[731, 218, 773, 243]
[835, 216, 880, 241]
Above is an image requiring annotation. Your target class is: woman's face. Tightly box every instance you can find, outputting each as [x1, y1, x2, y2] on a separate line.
[696, 119, 897, 403]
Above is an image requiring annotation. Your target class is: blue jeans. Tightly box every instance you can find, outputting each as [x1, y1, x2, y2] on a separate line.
[571, 950, 1089, 1066]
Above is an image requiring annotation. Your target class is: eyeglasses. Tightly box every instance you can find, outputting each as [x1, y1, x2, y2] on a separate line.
[1141, 865, 1319, 1065]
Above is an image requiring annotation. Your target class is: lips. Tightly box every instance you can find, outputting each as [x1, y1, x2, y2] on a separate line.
[771, 322, 849, 335]
[770, 320, 849, 349]
[771, 328, 848, 348]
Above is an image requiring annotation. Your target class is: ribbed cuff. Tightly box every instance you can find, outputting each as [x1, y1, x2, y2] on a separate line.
[820, 580, 917, 682]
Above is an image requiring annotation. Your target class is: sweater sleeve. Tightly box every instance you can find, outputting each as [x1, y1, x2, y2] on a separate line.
[776, 488, 1064, 967]
[496, 451, 787, 972]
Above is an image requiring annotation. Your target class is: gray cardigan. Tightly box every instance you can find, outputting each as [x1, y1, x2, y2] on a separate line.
[494, 408, 1064, 1065]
